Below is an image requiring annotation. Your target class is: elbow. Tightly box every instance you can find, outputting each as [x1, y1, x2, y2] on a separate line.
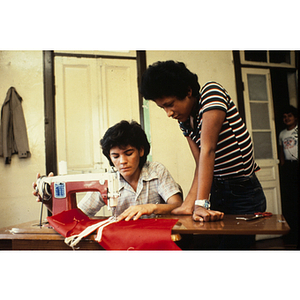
[201, 145, 216, 159]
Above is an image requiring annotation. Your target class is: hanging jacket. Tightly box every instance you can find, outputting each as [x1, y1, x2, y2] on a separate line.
[0, 87, 30, 164]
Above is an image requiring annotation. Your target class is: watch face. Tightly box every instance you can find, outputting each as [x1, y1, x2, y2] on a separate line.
[204, 201, 210, 210]
[195, 199, 211, 210]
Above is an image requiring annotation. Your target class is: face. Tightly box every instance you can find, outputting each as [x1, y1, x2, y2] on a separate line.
[283, 113, 297, 129]
[109, 145, 144, 181]
[154, 92, 196, 122]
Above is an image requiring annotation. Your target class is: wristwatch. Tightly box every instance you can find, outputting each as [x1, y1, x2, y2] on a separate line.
[195, 199, 211, 210]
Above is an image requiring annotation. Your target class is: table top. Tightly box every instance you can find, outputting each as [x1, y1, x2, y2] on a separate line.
[166, 214, 290, 235]
[0, 214, 290, 241]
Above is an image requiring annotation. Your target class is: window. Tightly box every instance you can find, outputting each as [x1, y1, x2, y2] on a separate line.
[241, 50, 295, 68]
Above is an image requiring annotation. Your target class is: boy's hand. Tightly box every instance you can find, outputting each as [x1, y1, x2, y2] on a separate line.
[193, 205, 224, 222]
[117, 204, 156, 221]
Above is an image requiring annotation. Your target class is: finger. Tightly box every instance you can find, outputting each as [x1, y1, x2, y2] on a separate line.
[116, 210, 130, 221]
[209, 212, 219, 222]
[133, 210, 143, 221]
[34, 193, 41, 202]
[193, 212, 204, 222]
[213, 211, 224, 221]
[118, 208, 136, 222]
[117, 214, 126, 221]
[203, 214, 212, 222]
[125, 210, 138, 221]
[213, 211, 225, 221]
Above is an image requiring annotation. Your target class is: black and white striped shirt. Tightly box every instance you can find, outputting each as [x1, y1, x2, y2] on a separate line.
[179, 81, 260, 178]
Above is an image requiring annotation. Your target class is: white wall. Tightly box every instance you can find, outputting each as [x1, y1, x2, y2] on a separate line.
[0, 51, 46, 227]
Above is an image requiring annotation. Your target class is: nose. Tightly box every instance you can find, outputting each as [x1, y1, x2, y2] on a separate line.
[120, 154, 127, 165]
[165, 107, 173, 118]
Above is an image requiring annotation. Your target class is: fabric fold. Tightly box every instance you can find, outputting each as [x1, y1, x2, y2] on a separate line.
[47, 208, 180, 250]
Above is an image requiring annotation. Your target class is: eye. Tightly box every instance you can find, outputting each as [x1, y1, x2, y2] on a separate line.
[165, 101, 174, 108]
[125, 150, 134, 156]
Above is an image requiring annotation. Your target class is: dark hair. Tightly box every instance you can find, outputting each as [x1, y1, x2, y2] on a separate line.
[140, 60, 200, 100]
[282, 105, 298, 118]
[100, 120, 150, 169]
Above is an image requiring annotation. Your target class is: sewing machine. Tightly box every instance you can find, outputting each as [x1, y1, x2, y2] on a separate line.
[35, 172, 119, 216]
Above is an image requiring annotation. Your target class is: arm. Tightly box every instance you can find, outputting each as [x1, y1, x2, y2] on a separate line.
[173, 109, 225, 221]
[171, 136, 200, 215]
[193, 109, 225, 221]
[117, 193, 182, 221]
[78, 192, 105, 217]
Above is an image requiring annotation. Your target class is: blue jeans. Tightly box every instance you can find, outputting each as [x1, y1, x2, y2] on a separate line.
[211, 173, 266, 214]
[210, 173, 266, 249]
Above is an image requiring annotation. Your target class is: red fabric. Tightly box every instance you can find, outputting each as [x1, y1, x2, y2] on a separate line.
[47, 208, 181, 250]
[47, 208, 101, 237]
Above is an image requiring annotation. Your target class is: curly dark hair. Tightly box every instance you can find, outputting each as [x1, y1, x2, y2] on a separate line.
[100, 120, 150, 169]
[282, 105, 298, 118]
[140, 60, 200, 100]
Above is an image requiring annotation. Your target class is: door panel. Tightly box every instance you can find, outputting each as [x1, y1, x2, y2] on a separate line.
[55, 56, 140, 173]
[242, 69, 282, 211]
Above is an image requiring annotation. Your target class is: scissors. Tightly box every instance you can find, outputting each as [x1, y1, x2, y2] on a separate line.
[254, 212, 273, 217]
[236, 212, 272, 221]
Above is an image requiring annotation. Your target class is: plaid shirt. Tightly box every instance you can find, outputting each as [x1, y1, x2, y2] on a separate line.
[78, 161, 181, 217]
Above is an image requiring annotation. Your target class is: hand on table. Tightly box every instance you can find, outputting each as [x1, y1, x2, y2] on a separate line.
[193, 205, 224, 222]
[117, 204, 156, 221]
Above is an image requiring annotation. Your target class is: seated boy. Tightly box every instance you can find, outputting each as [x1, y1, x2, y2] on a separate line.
[33, 120, 182, 221]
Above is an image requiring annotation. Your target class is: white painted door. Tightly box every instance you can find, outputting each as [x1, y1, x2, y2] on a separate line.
[54, 56, 140, 214]
[242, 68, 282, 218]
[55, 56, 140, 173]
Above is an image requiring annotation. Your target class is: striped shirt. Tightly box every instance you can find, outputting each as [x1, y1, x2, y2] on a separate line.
[179, 81, 259, 178]
[78, 161, 181, 217]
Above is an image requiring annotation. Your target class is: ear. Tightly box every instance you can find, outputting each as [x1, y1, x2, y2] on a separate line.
[187, 88, 192, 97]
[139, 147, 144, 157]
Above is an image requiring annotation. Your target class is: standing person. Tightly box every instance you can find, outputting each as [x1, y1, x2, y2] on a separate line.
[141, 60, 266, 249]
[278, 105, 298, 245]
[33, 120, 183, 221]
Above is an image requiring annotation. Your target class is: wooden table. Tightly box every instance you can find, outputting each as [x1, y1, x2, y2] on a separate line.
[0, 214, 290, 250]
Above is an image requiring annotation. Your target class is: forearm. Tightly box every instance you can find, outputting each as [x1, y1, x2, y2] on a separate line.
[153, 195, 182, 215]
[197, 148, 215, 200]
[185, 166, 199, 205]
[153, 203, 180, 215]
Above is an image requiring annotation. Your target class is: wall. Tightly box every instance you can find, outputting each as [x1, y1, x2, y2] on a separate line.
[145, 51, 237, 198]
[0, 51, 46, 227]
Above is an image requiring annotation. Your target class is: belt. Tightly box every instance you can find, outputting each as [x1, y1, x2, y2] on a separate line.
[213, 173, 256, 183]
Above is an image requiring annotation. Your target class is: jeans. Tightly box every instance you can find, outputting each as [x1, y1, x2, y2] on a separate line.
[211, 173, 266, 250]
[211, 173, 266, 214]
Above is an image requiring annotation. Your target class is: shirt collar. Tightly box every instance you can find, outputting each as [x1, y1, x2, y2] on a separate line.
[117, 161, 157, 190]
